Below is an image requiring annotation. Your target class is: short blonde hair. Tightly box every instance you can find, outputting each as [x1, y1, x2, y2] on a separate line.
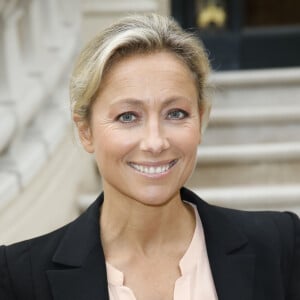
[70, 13, 211, 129]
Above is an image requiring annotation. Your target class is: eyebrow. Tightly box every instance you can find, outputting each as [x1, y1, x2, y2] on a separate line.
[110, 97, 192, 108]
[110, 99, 144, 107]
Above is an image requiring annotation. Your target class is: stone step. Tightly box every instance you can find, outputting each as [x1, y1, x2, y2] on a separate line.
[203, 68, 300, 145]
[210, 106, 300, 125]
[203, 106, 300, 145]
[210, 67, 300, 107]
[188, 161, 300, 188]
[77, 184, 300, 216]
[192, 185, 300, 215]
[197, 142, 300, 163]
[211, 67, 300, 87]
[205, 123, 300, 145]
[186, 143, 300, 188]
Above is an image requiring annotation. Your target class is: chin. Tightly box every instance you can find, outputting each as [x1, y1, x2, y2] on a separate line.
[131, 186, 181, 207]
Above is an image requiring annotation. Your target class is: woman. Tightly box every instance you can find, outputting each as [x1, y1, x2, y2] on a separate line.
[0, 14, 299, 300]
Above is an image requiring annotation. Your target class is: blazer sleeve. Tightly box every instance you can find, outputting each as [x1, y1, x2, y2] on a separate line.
[0, 246, 16, 299]
[286, 212, 300, 299]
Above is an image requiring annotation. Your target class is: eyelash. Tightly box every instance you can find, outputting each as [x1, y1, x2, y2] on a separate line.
[167, 109, 189, 120]
[117, 111, 138, 123]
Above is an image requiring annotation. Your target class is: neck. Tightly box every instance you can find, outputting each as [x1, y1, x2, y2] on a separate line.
[100, 187, 195, 257]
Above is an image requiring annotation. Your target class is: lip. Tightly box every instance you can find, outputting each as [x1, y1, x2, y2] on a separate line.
[128, 159, 178, 177]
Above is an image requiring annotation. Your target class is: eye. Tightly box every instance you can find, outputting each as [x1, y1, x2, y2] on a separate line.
[117, 112, 138, 123]
[167, 109, 188, 120]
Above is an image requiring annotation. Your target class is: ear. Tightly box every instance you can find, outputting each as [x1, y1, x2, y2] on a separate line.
[199, 101, 211, 137]
[73, 114, 94, 153]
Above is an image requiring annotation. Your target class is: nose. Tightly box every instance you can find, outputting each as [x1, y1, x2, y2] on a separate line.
[139, 118, 170, 154]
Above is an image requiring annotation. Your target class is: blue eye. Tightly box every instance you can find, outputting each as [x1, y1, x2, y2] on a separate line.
[118, 112, 137, 123]
[167, 109, 188, 120]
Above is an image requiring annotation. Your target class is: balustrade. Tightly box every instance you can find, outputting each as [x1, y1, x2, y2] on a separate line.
[0, 0, 81, 209]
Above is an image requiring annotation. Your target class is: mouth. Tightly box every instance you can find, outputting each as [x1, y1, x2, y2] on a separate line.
[128, 159, 178, 175]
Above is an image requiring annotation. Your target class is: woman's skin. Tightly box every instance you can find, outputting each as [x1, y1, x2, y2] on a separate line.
[75, 51, 202, 300]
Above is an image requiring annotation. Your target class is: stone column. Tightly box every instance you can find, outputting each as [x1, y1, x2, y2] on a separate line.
[0, 0, 25, 100]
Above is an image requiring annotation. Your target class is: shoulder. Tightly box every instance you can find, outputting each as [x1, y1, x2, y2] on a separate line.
[182, 186, 300, 244]
[0, 195, 103, 299]
[2, 221, 69, 263]
[216, 205, 299, 246]
[196, 195, 300, 259]
[218, 207, 300, 297]
[218, 205, 298, 234]
[0, 223, 69, 299]
[0, 193, 103, 267]
[184, 186, 299, 243]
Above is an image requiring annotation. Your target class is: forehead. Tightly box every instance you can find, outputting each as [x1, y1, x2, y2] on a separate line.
[98, 51, 197, 97]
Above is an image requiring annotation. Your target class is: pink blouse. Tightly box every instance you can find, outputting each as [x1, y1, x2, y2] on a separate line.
[105, 203, 218, 300]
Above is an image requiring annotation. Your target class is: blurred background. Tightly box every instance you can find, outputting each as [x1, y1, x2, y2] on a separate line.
[0, 0, 300, 245]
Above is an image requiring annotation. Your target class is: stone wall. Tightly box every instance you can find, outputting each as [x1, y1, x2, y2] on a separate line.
[81, 0, 170, 44]
[0, 0, 91, 245]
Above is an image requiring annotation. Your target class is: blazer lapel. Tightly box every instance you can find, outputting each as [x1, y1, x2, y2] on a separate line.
[181, 188, 256, 300]
[46, 194, 109, 300]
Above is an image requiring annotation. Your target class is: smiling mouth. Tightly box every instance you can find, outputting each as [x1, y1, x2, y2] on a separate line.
[128, 160, 178, 175]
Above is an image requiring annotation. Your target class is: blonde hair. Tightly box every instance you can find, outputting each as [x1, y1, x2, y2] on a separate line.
[70, 13, 211, 130]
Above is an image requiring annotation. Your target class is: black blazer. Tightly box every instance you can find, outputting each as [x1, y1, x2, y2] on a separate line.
[1, 188, 299, 300]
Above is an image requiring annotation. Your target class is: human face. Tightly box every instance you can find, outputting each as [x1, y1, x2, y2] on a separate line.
[78, 51, 201, 206]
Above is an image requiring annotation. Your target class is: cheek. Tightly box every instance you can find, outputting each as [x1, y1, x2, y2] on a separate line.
[176, 124, 201, 149]
[92, 127, 138, 161]
[170, 132, 199, 162]
[186, 132, 200, 153]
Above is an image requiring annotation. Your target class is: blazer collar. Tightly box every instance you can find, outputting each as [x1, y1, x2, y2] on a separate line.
[47, 188, 255, 300]
[181, 187, 255, 300]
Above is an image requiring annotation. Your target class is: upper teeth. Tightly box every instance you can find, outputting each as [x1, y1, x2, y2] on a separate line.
[129, 161, 175, 174]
